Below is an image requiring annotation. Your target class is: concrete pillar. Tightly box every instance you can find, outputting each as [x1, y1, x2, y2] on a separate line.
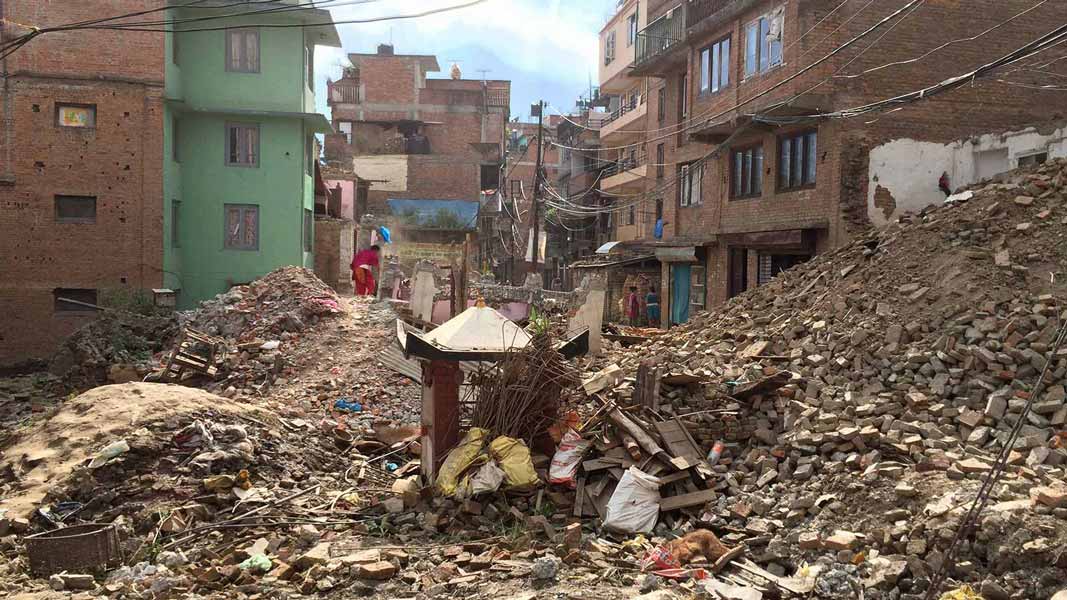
[421, 360, 463, 480]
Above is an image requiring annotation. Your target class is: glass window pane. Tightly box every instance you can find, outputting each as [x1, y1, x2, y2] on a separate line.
[228, 127, 238, 163]
[244, 208, 257, 247]
[745, 23, 758, 77]
[701, 48, 710, 92]
[759, 18, 770, 72]
[805, 132, 817, 184]
[743, 150, 753, 196]
[226, 206, 241, 246]
[710, 45, 719, 92]
[246, 32, 259, 71]
[780, 138, 791, 187]
[754, 147, 764, 194]
[733, 153, 742, 197]
[720, 38, 730, 88]
[792, 138, 803, 188]
[693, 162, 702, 204]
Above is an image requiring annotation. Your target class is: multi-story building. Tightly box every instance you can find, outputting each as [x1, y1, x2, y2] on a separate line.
[0, 0, 165, 363]
[323, 45, 510, 276]
[603, 0, 1067, 327]
[598, 0, 655, 243]
[164, 3, 340, 307]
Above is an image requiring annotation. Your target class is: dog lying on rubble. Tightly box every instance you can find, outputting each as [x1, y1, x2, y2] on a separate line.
[664, 529, 730, 565]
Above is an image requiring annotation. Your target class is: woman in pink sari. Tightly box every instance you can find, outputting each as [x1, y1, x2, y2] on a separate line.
[351, 244, 380, 296]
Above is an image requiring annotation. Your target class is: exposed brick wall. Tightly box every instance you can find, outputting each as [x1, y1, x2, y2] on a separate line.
[630, 0, 1067, 310]
[313, 217, 354, 293]
[0, 0, 165, 364]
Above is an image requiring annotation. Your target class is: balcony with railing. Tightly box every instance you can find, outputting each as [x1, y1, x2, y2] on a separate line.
[599, 94, 647, 138]
[327, 80, 361, 105]
[632, 4, 688, 76]
[602, 149, 647, 190]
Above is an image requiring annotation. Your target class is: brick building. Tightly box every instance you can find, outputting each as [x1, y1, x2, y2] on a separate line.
[598, 0, 1067, 327]
[323, 45, 510, 277]
[0, 0, 165, 364]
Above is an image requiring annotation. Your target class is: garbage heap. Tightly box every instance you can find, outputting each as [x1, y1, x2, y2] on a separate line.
[582, 158, 1067, 597]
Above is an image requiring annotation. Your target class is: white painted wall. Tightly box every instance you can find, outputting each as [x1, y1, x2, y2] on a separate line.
[867, 125, 1067, 227]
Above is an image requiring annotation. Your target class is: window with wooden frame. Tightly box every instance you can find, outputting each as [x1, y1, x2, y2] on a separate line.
[56, 104, 96, 128]
[55, 195, 97, 223]
[226, 122, 259, 167]
[744, 8, 784, 78]
[656, 143, 665, 179]
[678, 161, 703, 207]
[224, 204, 259, 250]
[778, 131, 817, 191]
[699, 37, 731, 95]
[628, 204, 636, 226]
[604, 31, 616, 65]
[226, 28, 260, 73]
[691, 265, 706, 311]
[731, 144, 764, 198]
[628, 13, 638, 47]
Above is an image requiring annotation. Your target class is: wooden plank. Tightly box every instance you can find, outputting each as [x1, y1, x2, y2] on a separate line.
[585, 485, 604, 518]
[573, 477, 586, 518]
[659, 488, 717, 512]
[656, 471, 692, 486]
[733, 559, 805, 595]
[582, 457, 629, 471]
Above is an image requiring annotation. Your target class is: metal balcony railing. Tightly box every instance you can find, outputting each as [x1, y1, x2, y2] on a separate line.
[634, 4, 687, 68]
[602, 150, 646, 179]
[327, 81, 360, 105]
[486, 87, 510, 108]
[602, 95, 645, 126]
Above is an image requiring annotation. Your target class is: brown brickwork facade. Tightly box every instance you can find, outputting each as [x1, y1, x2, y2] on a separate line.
[0, 0, 165, 364]
[611, 0, 1067, 319]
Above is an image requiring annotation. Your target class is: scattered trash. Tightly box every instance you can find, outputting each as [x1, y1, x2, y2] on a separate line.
[87, 440, 129, 469]
[603, 467, 661, 534]
[333, 398, 363, 412]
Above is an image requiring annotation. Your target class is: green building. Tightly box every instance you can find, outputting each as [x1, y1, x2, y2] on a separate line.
[163, 2, 340, 308]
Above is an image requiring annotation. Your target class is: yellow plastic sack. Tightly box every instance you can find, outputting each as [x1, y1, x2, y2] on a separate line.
[939, 586, 982, 600]
[436, 428, 488, 497]
[489, 436, 540, 491]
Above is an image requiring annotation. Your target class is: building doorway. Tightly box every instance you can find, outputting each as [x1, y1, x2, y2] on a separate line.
[728, 248, 748, 298]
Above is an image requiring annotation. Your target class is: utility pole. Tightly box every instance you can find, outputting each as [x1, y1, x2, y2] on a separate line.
[530, 100, 545, 278]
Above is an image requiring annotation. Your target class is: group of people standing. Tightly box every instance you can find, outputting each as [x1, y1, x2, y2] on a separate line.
[625, 285, 660, 327]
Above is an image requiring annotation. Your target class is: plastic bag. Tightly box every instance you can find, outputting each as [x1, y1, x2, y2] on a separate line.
[469, 460, 506, 496]
[603, 467, 661, 534]
[549, 429, 591, 488]
[89, 440, 130, 468]
[489, 436, 540, 491]
[640, 546, 680, 571]
[435, 428, 488, 497]
[238, 554, 272, 573]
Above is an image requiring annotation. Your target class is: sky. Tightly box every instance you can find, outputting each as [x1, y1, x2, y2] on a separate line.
[314, 0, 617, 123]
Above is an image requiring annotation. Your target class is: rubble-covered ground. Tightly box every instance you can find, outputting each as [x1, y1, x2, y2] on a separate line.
[0, 160, 1066, 599]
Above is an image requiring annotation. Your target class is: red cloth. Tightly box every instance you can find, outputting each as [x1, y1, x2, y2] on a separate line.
[626, 292, 640, 319]
[352, 249, 379, 296]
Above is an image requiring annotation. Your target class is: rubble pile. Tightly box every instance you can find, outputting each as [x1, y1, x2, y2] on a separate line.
[182, 266, 341, 342]
[581, 158, 1067, 596]
[49, 310, 178, 389]
[0, 383, 417, 598]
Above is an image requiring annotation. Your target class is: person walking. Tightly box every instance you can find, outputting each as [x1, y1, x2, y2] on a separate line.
[645, 285, 661, 327]
[351, 244, 381, 296]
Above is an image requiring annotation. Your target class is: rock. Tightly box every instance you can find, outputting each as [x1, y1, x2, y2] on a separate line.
[956, 458, 991, 474]
[383, 497, 406, 514]
[57, 574, 96, 590]
[1031, 486, 1067, 508]
[295, 542, 332, 570]
[563, 523, 582, 550]
[531, 556, 560, 581]
[356, 561, 397, 580]
[799, 532, 821, 549]
[980, 580, 1010, 600]
[639, 574, 660, 593]
[823, 531, 859, 551]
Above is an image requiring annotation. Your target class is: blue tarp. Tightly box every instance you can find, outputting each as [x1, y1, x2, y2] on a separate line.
[387, 198, 479, 230]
